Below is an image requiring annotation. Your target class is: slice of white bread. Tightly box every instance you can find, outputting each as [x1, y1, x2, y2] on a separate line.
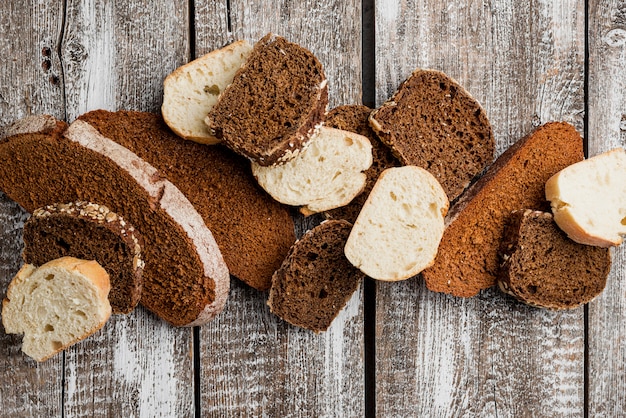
[545, 147, 626, 247]
[162, 40, 253, 144]
[2, 257, 112, 362]
[344, 166, 449, 281]
[251, 126, 373, 215]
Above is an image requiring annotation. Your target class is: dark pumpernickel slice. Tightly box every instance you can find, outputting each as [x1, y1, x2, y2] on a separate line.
[498, 209, 611, 309]
[206, 33, 328, 166]
[369, 69, 494, 202]
[23, 201, 144, 315]
[268, 220, 364, 332]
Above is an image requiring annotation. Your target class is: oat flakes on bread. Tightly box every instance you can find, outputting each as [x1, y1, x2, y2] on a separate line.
[162, 40, 253, 144]
[545, 147, 626, 247]
[2, 257, 112, 362]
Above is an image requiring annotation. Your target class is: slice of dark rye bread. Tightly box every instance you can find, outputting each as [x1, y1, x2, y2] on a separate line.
[369, 69, 495, 202]
[267, 220, 364, 332]
[77, 110, 295, 291]
[0, 115, 229, 326]
[422, 122, 584, 297]
[498, 210, 611, 309]
[23, 201, 144, 315]
[323, 105, 401, 223]
[205, 33, 328, 166]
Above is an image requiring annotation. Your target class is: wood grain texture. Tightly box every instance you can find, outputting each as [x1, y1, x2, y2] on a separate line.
[195, 1, 365, 416]
[587, 0, 626, 415]
[374, 0, 586, 416]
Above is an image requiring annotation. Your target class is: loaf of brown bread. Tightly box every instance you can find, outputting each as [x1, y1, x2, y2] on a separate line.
[205, 33, 328, 166]
[23, 201, 143, 315]
[323, 105, 401, 223]
[369, 69, 494, 202]
[76, 110, 295, 291]
[422, 122, 584, 297]
[0, 115, 229, 326]
[498, 210, 611, 309]
[268, 220, 364, 332]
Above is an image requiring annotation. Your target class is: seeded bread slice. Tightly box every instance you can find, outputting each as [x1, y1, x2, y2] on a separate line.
[369, 69, 494, 202]
[2, 257, 112, 362]
[344, 166, 449, 281]
[0, 115, 229, 326]
[205, 33, 328, 166]
[23, 201, 143, 315]
[545, 147, 626, 247]
[422, 122, 584, 297]
[162, 40, 253, 144]
[323, 105, 401, 223]
[498, 210, 611, 309]
[268, 220, 364, 332]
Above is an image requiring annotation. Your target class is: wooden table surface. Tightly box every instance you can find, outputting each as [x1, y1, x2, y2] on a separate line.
[1, 0, 625, 417]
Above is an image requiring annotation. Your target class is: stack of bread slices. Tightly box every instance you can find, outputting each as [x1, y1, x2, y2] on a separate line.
[1, 33, 624, 361]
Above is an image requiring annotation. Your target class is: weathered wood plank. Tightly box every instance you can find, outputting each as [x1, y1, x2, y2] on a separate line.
[195, 1, 365, 416]
[587, 0, 626, 415]
[374, 0, 586, 416]
[60, 1, 195, 416]
[0, 2, 65, 416]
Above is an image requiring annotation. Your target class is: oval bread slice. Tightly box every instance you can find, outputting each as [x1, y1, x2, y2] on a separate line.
[344, 166, 449, 281]
[545, 147, 626, 247]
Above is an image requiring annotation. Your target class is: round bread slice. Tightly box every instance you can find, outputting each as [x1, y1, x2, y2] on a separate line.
[369, 69, 494, 202]
[251, 126, 373, 215]
[344, 166, 449, 281]
[498, 210, 611, 309]
[205, 33, 328, 166]
[23, 201, 143, 315]
[545, 147, 626, 247]
[162, 40, 253, 144]
[2, 257, 112, 362]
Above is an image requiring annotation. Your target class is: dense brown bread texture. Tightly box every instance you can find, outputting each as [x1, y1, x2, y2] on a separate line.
[23, 201, 144, 315]
[77, 110, 296, 291]
[0, 115, 229, 326]
[205, 33, 328, 166]
[422, 122, 584, 297]
[369, 69, 494, 202]
[268, 220, 364, 332]
[498, 210, 611, 309]
[323, 105, 401, 223]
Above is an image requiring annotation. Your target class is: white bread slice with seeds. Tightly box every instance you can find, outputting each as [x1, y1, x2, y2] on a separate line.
[2, 257, 112, 362]
[545, 147, 626, 247]
[162, 40, 253, 144]
[344, 166, 449, 281]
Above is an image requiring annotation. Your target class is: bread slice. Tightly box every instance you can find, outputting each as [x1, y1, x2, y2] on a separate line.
[545, 147, 626, 247]
[369, 69, 494, 202]
[267, 220, 364, 332]
[23, 201, 143, 315]
[2, 257, 112, 362]
[76, 110, 295, 291]
[205, 33, 328, 166]
[251, 126, 373, 215]
[162, 40, 253, 144]
[422, 122, 584, 297]
[323, 105, 401, 223]
[0, 115, 229, 326]
[344, 166, 449, 281]
[498, 210, 611, 309]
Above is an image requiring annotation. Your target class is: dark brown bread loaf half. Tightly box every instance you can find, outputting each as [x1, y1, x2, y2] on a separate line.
[268, 220, 364, 332]
[369, 69, 494, 202]
[77, 110, 295, 291]
[323, 105, 401, 223]
[0, 115, 229, 326]
[23, 201, 144, 315]
[205, 33, 328, 166]
[498, 210, 611, 309]
[422, 122, 584, 297]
